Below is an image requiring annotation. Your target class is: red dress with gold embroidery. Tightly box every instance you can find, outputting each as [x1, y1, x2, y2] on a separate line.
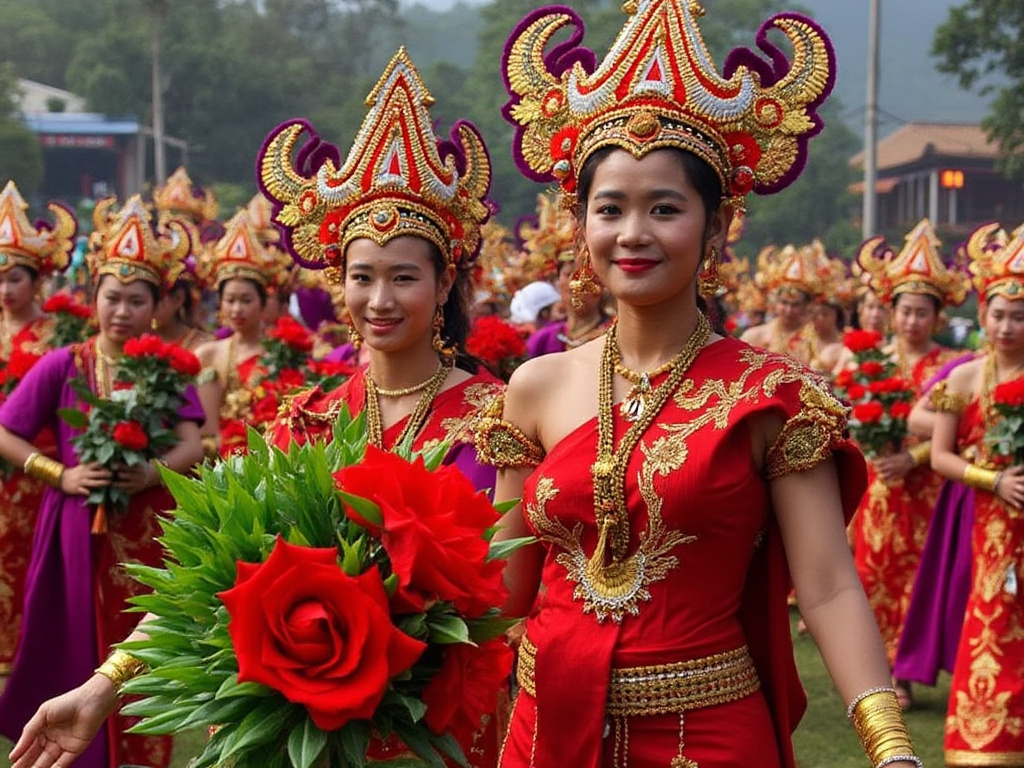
[852, 345, 959, 663]
[500, 339, 865, 768]
[219, 351, 267, 456]
[944, 396, 1024, 765]
[0, 315, 56, 672]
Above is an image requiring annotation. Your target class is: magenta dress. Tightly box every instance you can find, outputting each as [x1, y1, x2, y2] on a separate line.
[0, 345, 204, 768]
[526, 321, 566, 358]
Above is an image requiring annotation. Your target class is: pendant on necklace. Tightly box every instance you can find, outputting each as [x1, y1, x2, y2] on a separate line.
[620, 374, 650, 422]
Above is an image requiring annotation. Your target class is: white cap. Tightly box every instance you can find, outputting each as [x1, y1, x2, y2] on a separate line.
[509, 281, 561, 324]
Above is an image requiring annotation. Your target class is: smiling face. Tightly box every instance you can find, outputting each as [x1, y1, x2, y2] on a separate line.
[343, 236, 453, 355]
[95, 276, 157, 345]
[581, 148, 726, 312]
[0, 266, 39, 317]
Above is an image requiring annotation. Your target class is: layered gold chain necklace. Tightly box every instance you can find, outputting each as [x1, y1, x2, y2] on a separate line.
[592, 313, 710, 563]
[364, 358, 453, 448]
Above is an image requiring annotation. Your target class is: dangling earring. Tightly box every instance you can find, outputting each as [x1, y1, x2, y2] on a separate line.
[343, 310, 362, 350]
[177, 305, 187, 324]
[699, 245, 722, 297]
[570, 244, 601, 310]
[150, 318, 159, 331]
[432, 306, 455, 359]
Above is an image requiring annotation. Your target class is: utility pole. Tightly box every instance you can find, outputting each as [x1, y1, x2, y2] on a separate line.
[863, 0, 880, 239]
[151, 0, 168, 185]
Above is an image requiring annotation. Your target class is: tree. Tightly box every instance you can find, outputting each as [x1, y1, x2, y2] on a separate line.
[0, 63, 43, 194]
[933, 0, 1024, 179]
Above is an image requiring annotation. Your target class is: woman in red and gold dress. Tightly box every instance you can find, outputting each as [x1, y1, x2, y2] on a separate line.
[488, 3, 921, 767]
[930, 221, 1024, 766]
[0, 181, 77, 676]
[853, 218, 967, 707]
[193, 211, 292, 457]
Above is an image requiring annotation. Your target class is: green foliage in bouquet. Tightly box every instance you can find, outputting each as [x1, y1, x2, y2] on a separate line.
[118, 410, 528, 768]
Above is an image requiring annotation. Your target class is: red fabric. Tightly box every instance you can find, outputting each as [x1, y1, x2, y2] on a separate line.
[501, 339, 866, 768]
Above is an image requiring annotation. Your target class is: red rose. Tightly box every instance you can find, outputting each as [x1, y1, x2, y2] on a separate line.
[6, 349, 42, 380]
[467, 316, 527, 367]
[308, 359, 356, 379]
[168, 346, 201, 377]
[834, 369, 853, 388]
[269, 317, 314, 353]
[423, 639, 514, 746]
[852, 401, 884, 424]
[993, 377, 1024, 408]
[111, 421, 149, 451]
[123, 334, 170, 359]
[219, 536, 425, 731]
[277, 368, 307, 391]
[334, 446, 507, 617]
[251, 393, 281, 425]
[846, 384, 867, 401]
[890, 401, 912, 419]
[843, 329, 884, 353]
[859, 360, 884, 378]
[219, 419, 248, 457]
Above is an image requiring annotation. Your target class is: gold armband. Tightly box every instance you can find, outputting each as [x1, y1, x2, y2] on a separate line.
[907, 441, 931, 468]
[929, 381, 971, 413]
[848, 689, 921, 768]
[95, 648, 147, 691]
[196, 366, 219, 385]
[201, 435, 221, 461]
[963, 463, 999, 492]
[23, 452, 66, 488]
[472, 396, 545, 469]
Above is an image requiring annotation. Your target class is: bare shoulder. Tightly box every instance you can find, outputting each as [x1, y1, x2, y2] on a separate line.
[740, 323, 769, 346]
[946, 357, 984, 394]
[194, 337, 228, 368]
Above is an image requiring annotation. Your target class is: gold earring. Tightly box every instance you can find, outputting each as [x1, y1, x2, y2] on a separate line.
[699, 245, 722, 297]
[432, 306, 455, 359]
[570, 244, 601, 310]
[150, 318, 159, 331]
[343, 310, 362, 350]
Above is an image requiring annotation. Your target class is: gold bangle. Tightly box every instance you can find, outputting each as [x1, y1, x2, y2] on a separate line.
[201, 435, 220, 460]
[907, 441, 931, 467]
[963, 463, 999, 492]
[849, 689, 917, 766]
[95, 648, 147, 691]
[24, 452, 66, 488]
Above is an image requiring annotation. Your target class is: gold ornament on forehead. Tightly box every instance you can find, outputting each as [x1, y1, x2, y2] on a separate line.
[965, 221, 1024, 302]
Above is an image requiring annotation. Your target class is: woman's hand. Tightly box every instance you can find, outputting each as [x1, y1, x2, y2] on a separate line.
[9, 673, 120, 768]
[110, 463, 158, 495]
[997, 465, 1024, 510]
[872, 452, 914, 484]
[57, 463, 112, 497]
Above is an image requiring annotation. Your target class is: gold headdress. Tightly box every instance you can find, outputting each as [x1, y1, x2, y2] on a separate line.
[207, 210, 291, 292]
[756, 242, 827, 300]
[89, 195, 189, 288]
[964, 221, 1024, 301]
[517, 191, 577, 279]
[258, 48, 492, 272]
[718, 210, 749, 297]
[807, 239, 855, 306]
[0, 180, 77, 277]
[857, 218, 969, 307]
[474, 220, 521, 307]
[502, 0, 835, 205]
[152, 166, 219, 223]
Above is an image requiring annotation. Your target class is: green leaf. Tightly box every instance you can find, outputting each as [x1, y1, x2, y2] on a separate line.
[487, 536, 535, 562]
[426, 614, 471, 645]
[57, 407, 88, 429]
[338, 720, 370, 768]
[287, 716, 328, 768]
[218, 698, 299, 762]
[337, 490, 382, 527]
[493, 498, 519, 515]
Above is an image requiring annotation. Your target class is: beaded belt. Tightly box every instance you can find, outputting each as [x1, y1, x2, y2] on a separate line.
[517, 637, 760, 717]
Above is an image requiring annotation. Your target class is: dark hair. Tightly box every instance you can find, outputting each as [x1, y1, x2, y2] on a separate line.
[424, 242, 479, 375]
[575, 145, 726, 334]
[95, 274, 160, 305]
[170, 280, 196, 326]
[2, 264, 40, 282]
[893, 291, 941, 314]
[218, 277, 268, 307]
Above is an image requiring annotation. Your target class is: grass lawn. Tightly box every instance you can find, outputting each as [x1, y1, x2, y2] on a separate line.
[0, 611, 951, 767]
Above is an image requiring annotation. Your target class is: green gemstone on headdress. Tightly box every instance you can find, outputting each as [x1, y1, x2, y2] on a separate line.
[120, 264, 131, 275]
[0, 254, 7, 265]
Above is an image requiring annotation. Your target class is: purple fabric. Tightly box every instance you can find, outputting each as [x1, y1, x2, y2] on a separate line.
[0, 347, 203, 768]
[295, 287, 337, 331]
[325, 342, 360, 365]
[527, 321, 566, 359]
[443, 441, 497, 500]
[921, 352, 976, 394]
[892, 479, 974, 686]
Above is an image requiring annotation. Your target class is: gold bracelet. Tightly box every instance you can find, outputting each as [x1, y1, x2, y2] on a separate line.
[849, 689, 918, 766]
[963, 463, 999, 492]
[24, 452, 66, 488]
[95, 648, 147, 691]
[907, 441, 931, 467]
[201, 435, 220, 461]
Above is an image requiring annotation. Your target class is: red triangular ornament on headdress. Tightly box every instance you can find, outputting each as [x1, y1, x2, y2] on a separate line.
[114, 223, 142, 258]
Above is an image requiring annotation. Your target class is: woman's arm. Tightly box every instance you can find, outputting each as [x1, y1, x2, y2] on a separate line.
[0, 424, 111, 496]
[111, 420, 204, 495]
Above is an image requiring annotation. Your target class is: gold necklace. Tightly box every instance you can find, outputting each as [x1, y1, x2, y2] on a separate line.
[364, 358, 453, 448]
[558, 315, 607, 349]
[94, 338, 121, 398]
[593, 313, 710, 563]
[373, 362, 446, 397]
[612, 348, 685, 422]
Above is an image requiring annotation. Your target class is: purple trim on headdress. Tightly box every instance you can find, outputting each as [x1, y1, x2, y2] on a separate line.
[199, 219, 225, 245]
[723, 13, 837, 195]
[35, 201, 79, 240]
[514, 212, 539, 252]
[501, 5, 596, 183]
[441, 118, 494, 266]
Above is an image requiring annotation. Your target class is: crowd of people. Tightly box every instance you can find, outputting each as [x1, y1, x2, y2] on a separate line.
[0, 1, 1019, 767]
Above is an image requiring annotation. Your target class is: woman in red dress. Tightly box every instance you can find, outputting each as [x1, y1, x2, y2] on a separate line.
[931, 221, 1024, 766]
[490, 2, 921, 767]
[0, 180, 77, 675]
[853, 218, 967, 707]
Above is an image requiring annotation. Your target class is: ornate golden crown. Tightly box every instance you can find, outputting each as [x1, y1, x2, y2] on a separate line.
[857, 219, 969, 307]
[517, 191, 577, 279]
[258, 48, 492, 272]
[755, 242, 827, 299]
[152, 166, 219, 223]
[89, 196, 189, 288]
[964, 221, 1024, 301]
[0, 180, 77, 277]
[502, 0, 835, 205]
[207, 210, 292, 292]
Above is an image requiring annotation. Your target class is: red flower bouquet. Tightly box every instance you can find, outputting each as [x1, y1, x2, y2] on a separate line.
[986, 376, 1024, 467]
[467, 315, 527, 381]
[119, 416, 528, 768]
[59, 335, 200, 511]
[836, 331, 916, 458]
[42, 291, 93, 347]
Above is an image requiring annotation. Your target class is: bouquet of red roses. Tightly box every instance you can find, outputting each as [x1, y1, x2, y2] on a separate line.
[119, 413, 528, 768]
[467, 315, 527, 382]
[59, 335, 200, 512]
[0, 348, 45, 476]
[42, 291, 93, 347]
[986, 376, 1024, 467]
[835, 330, 916, 459]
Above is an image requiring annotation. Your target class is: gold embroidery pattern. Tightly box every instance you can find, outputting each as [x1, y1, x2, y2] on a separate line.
[930, 380, 972, 414]
[474, 395, 545, 469]
[766, 378, 849, 479]
[438, 381, 504, 447]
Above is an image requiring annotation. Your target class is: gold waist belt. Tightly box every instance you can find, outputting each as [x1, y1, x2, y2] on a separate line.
[517, 638, 760, 717]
